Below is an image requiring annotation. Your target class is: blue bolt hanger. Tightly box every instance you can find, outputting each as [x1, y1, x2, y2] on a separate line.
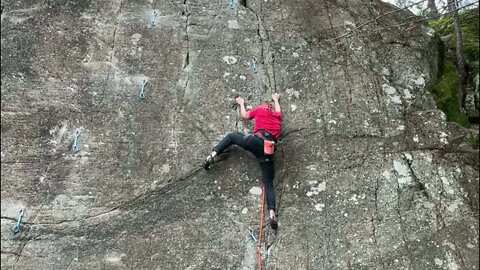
[12, 209, 24, 234]
[72, 130, 80, 153]
[151, 11, 158, 26]
[140, 79, 147, 99]
[229, 0, 235, 10]
[251, 57, 257, 74]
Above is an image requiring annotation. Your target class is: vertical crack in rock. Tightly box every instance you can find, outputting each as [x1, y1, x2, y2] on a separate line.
[245, 0, 276, 94]
[325, 200, 335, 269]
[401, 153, 429, 200]
[392, 168, 414, 269]
[182, 0, 190, 71]
[305, 226, 310, 268]
[339, 55, 353, 120]
[453, 243, 468, 270]
[172, 0, 191, 158]
[372, 76, 386, 115]
[148, 161, 155, 183]
[183, 77, 190, 97]
[171, 122, 178, 158]
[433, 161, 448, 230]
[65, 258, 74, 270]
[183, 51, 190, 70]
[372, 176, 386, 269]
[433, 161, 468, 269]
[372, 75, 388, 138]
[449, 166, 477, 215]
[315, 50, 332, 145]
[13, 237, 32, 267]
[98, 0, 123, 108]
[142, 238, 154, 268]
[277, 0, 287, 39]
[340, 26, 376, 123]
[359, 71, 386, 137]
[324, 3, 336, 35]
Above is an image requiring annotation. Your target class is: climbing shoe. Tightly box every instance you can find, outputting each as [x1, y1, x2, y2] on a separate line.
[203, 155, 214, 170]
[270, 217, 278, 230]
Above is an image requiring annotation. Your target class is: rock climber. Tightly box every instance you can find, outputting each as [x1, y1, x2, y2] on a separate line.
[204, 93, 282, 230]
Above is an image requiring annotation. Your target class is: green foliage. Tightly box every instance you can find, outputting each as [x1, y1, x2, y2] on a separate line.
[429, 8, 479, 75]
[461, 10, 480, 76]
[428, 8, 478, 127]
[469, 134, 480, 149]
[428, 15, 452, 35]
[431, 60, 470, 127]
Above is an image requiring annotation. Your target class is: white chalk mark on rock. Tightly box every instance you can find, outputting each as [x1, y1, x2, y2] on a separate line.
[249, 186, 262, 195]
[223, 56, 237, 65]
[227, 20, 240, 29]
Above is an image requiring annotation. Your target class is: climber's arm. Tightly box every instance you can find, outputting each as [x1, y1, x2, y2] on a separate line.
[236, 96, 249, 119]
[272, 93, 281, 113]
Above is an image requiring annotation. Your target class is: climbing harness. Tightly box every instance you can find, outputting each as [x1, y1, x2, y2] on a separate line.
[72, 130, 80, 154]
[12, 209, 24, 234]
[257, 187, 265, 270]
[251, 57, 257, 74]
[151, 11, 158, 26]
[228, 0, 235, 10]
[139, 79, 147, 99]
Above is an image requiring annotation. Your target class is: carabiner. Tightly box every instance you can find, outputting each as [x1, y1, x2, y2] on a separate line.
[12, 209, 24, 234]
[72, 130, 80, 153]
[251, 57, 257, 74]
[248, 228, 258, 244]
[140, 79, 147, 99]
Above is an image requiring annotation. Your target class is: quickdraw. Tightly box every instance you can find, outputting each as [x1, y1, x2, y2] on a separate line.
[248, 228, 258, 244]
[151, 11, 158, 26]
[12, 209, 24, 234]
[72, 130, 80, 154]
[251, 57, 257, 74]
[140, 79, 147, 99]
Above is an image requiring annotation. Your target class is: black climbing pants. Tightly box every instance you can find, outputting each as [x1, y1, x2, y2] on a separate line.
[213, 132, 276, 212]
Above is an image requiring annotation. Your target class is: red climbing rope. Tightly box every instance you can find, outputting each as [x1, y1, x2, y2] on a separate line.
[257, 186, 265, 270]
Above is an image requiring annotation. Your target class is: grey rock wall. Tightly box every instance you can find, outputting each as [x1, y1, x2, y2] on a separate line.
[1, 0, 478, 269]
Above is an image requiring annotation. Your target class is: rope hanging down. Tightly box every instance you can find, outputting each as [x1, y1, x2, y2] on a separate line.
[257, 187, 265, 270]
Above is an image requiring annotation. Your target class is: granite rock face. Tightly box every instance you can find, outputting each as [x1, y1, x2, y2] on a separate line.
[1, 0, 478, 269]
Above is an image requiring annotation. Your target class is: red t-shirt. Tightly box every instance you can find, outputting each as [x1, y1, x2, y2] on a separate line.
[246, 107, 282, 139]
